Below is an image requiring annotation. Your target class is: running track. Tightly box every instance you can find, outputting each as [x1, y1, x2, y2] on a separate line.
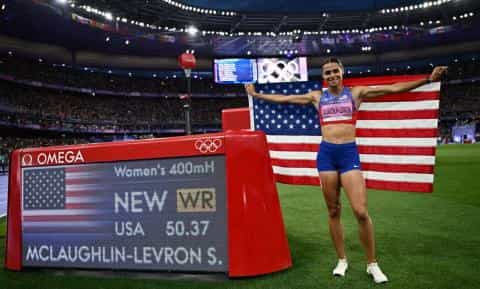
[0, 174, 7, 218]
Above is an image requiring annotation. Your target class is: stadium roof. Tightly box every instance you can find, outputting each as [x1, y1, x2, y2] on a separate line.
[1, 0, 479, 64]
[182, 0, 424, 13]
[73, 0, 475, 33]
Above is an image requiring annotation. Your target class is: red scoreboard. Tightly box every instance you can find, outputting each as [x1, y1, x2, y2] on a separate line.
[5, 130, 292, 277]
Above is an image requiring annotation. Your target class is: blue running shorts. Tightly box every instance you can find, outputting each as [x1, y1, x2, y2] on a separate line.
[316, 141, 361, 174]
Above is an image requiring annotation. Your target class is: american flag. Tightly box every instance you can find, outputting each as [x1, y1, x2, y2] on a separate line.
[249, 75, 440, 193]
[22, 166, 112, 238]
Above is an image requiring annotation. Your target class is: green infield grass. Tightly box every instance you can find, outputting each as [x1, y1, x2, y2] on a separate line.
[1, 144, 479, 289]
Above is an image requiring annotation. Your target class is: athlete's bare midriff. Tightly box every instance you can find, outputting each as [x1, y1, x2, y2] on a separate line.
[321, 123, 356, 144]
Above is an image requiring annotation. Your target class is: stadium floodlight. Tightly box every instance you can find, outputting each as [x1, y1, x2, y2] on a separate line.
[104, 12, 113, 21]
[186, 25, 198, 36]
[55, 0, 67, 5]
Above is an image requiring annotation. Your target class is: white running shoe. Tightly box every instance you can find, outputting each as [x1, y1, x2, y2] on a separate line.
[332, 258, 348, 277]
[366, 262, 389, 283]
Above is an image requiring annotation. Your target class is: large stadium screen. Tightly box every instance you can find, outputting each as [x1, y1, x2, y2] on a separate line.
[257, 57, 308, 84]
[214, 58, 257, 84]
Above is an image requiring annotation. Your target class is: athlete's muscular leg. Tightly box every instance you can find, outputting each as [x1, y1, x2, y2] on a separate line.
[340, 170, 376, 263]
[319, 171, 345, 259]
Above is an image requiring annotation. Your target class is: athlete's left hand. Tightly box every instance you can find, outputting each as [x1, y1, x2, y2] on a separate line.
[429, 66, 448, 82]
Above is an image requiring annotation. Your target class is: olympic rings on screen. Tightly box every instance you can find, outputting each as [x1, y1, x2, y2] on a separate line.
[194, 138, 223, 153]
[258, 58, 301, 83]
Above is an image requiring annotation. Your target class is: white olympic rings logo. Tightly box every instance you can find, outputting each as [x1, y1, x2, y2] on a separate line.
[194, 138, 223, 153]
[259, 59, 300, 82]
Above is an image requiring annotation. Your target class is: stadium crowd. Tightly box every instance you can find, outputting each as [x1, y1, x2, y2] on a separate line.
[0, 81, 247, 130]
[0, 55, 245, 95]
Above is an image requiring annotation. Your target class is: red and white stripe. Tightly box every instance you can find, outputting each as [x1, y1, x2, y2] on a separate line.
[256, 76, 441, 193]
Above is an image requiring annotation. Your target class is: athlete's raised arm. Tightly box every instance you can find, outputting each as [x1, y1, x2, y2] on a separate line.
[353, 66, 447, 99]
[245, 84, 319, 105]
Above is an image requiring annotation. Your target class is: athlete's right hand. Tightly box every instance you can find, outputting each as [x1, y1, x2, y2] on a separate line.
[244, 84, 257, 96]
